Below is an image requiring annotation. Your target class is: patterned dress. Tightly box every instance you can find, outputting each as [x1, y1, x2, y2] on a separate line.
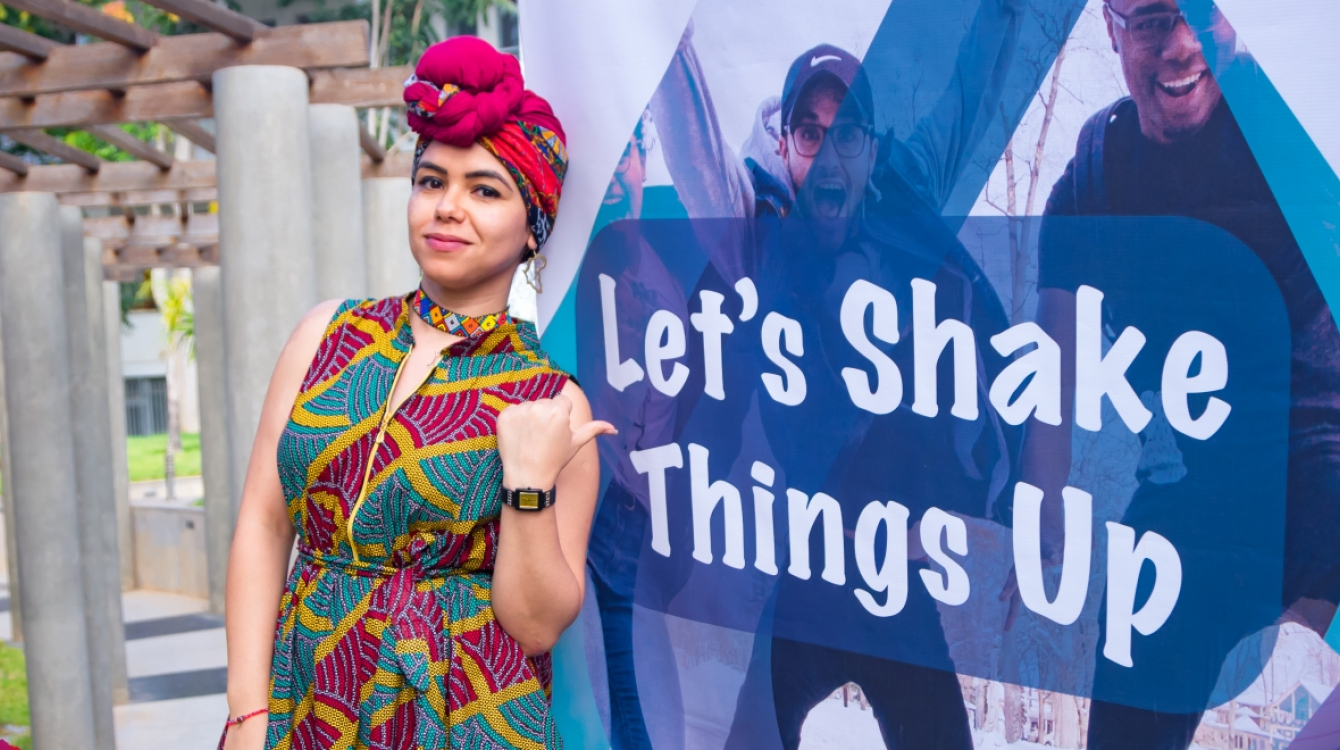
[266, 295, 569, 750]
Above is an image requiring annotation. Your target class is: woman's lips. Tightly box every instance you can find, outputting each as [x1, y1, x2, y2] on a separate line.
[425, 234, 469, 252]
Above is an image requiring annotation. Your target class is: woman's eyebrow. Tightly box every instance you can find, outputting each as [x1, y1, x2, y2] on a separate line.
[417, 160, 446, 174]
[466, 169, 511, 184]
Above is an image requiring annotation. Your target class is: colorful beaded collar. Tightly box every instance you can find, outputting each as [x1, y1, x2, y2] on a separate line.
[411, 287, 511, 338]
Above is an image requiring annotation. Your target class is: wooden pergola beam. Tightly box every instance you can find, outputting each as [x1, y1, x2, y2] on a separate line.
[0, 20, 369, 99]
[359, 127, 386, 162]
[86, 125, 173, 169]
[7, 128, 102, 172]
[0, 67, 409, 131]
[361, 150, 412, 180]
[0, 81, 211, 131]
[86, 211, 217, 249]
[104, 241, 219, 276]
[0, 23, 61, 61]
[310, 66, 410, 108]
[0, 158, 214, 194]
[62, 186, 216, 207]
[162, 119, 215, 154]
[0, 150, 29, 175]
[1, 0, 158, 51]
[138, 0, 264, 43]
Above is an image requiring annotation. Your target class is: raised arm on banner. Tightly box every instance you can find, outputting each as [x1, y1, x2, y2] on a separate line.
[648, 19, 757, 224]
[892, 0, 1025, 212]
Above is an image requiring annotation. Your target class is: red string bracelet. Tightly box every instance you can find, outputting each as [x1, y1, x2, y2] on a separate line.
[217, 708, 267, 749]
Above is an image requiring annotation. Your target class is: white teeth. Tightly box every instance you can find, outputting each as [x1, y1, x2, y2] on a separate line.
[1160, 72, 1203, 88]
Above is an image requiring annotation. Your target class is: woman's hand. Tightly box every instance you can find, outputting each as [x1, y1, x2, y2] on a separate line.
[497, 393, 615, 490]
[491, 384, 612, 654]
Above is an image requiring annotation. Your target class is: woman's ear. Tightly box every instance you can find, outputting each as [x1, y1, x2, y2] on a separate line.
[519, 234, 539, 265]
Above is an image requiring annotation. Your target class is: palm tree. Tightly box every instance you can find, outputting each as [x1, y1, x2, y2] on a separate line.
[148, 271, 193, 501]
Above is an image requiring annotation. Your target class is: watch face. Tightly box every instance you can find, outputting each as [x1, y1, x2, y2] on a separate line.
[518, 491, 541, 510]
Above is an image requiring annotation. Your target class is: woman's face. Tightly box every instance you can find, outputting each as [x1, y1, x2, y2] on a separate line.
[407, 140, 536, 296]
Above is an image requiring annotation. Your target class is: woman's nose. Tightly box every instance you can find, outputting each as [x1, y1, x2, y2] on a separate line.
[435, 189, 464, 221]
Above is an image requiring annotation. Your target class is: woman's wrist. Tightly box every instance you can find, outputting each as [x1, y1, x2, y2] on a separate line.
[501, 470, 557, 492]
[227, 708, 268, 723]
[227, 690, 269, 717]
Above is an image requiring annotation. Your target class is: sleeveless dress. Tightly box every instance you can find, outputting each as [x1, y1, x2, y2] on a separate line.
[265, 295, 569, 750]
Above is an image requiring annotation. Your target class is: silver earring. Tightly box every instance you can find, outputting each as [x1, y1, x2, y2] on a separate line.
[524, 253, 546, 294]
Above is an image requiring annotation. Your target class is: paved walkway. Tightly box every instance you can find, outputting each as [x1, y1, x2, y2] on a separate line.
[0, 587, 228, 749]
[116, 590, 228, 749]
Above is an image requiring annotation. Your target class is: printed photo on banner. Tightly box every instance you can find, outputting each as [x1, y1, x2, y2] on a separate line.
[525, 0, 1340, 747]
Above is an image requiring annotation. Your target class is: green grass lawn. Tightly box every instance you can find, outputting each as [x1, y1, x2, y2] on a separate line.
[0, 643, 31, 749]
[126, 432, 202, 482]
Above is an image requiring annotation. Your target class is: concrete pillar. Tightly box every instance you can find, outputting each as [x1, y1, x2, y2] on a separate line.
[0, 295, 20, 644]
[193, 265, 233, 614]
[103, 280, 134, 590]
[0, 192, 98, 748]
[362, 177, 417, 298]
[61, 211, 127, 739]
[214, 65, 318, 516]
[309, 104, 367, 301]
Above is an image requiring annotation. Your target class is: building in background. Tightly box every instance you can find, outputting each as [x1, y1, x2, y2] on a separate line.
[120, 309, 199, 438]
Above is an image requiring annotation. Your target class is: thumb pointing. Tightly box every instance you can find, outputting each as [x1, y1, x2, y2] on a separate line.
[572, 420, 617, 449]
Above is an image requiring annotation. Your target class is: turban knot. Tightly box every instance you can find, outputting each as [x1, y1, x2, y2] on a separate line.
[404, 36, 567, 251]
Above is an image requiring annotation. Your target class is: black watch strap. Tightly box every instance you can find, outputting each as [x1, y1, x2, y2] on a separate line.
[499, 486, 556, 512]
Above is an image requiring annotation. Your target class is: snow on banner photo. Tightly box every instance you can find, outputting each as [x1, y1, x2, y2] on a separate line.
[519, 0, 1340, 748]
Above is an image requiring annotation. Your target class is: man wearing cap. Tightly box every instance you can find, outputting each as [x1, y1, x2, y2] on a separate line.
[1028, 1, 1340, 747]
[708, 55, 1017, 746]
[650, 1, 1021, 254]
[601, 3, 1024, 749]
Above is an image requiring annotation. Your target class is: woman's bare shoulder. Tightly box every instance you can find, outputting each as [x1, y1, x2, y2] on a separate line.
[292, 299, 347, 349]
[274, 299, 349, 378]
[559, 378, 593, 422]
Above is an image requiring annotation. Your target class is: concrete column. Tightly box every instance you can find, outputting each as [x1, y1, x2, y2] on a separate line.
[214, 65, 318, 515]
[0, 192, 97, 748]
[193, 265, 233, 614]
[0, 297, 20, 644]
[362, 177, 417, 298]
[103, 280, 134, 590]
[309, 104, 367, 301]
[60, 210, 126, 740]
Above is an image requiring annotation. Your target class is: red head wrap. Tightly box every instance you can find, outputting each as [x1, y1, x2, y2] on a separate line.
[404, 36, 568, 251]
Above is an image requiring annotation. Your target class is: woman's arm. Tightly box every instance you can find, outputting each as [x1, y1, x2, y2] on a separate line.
[491, 381, 615, 655]
[222, 299, 343, 750]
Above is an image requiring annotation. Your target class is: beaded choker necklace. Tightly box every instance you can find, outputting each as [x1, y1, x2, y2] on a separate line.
[411, 288, 511, 338]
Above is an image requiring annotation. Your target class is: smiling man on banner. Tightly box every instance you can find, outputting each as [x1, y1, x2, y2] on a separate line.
[1031, 1, 1340, 747]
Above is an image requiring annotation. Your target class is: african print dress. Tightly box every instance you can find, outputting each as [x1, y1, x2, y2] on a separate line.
[266, 295, 569, 750]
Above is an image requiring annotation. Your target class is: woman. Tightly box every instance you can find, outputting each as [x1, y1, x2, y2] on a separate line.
[220, 36, 611, 750]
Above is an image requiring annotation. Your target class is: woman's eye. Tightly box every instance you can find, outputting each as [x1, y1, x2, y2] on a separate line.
[475, 185, 501, 198]
[418, 177, 443, 189]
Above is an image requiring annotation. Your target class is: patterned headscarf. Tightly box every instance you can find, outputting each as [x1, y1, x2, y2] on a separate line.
[404, 36, 568, 252]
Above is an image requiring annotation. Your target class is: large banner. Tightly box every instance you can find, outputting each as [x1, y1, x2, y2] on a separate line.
[521, 1, 1340, 747]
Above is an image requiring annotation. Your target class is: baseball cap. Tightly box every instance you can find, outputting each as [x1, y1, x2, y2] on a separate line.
[780, 44, 875, 129]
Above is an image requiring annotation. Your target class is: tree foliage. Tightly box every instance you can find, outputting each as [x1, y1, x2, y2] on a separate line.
[283, 0, 513, 68]
[0, 0, 223, 163]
